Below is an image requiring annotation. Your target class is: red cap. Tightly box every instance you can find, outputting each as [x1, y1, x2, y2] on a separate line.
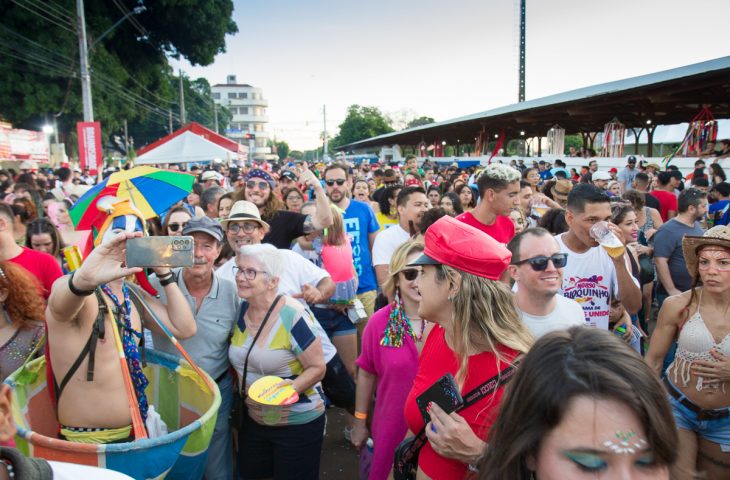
[609, 167, 618, 173]
[404, 178, 422, 187]
[408, 216, 512, 280]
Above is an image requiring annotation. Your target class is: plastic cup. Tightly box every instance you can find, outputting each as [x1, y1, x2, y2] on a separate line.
[590, 221, 625, 258]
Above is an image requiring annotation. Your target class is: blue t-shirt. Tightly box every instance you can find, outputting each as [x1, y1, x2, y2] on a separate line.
[343, 199, 379, 293]
[538, 169, 553, 184]
[709, 200, 729, 226]
[654, 218, 704, 292]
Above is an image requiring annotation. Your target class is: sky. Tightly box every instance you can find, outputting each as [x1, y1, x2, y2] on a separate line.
[171, 0, 730, 151]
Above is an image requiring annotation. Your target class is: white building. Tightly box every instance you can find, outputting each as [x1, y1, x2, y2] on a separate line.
[212, 75, 273, 160]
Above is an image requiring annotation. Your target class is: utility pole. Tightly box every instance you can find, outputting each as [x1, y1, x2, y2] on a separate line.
[168, 109, 173, 133]
[76, 0, 94, 121]
[518, 0, 526, 102]
[323, 104, 328, 158]
[213, 99, 219, 133]
[179, 69, 186, 125]
[123, 119, 129, 155]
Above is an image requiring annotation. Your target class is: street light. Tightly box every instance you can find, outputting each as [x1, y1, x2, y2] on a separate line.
[42, 125, 54, 135]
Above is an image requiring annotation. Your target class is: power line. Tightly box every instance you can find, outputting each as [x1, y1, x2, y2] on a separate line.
[110, 0, 149, 37]
[8, 0, 76, 33]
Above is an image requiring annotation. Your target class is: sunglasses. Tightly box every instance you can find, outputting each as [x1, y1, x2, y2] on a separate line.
[325, 179, 346, 186]
[246, 180, 270, 190]
[228, 222, 259, 234]
[398, 268, 421, 281]
[512, 253, 568, 271]
[168, 222, 188, 232]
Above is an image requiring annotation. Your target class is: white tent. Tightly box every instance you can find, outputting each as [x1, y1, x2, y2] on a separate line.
[135, 131, 239, 165]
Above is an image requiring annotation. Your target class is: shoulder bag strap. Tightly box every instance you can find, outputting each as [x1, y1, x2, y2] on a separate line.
[240, 295, 282, 396]
[404, 357, 522, 464]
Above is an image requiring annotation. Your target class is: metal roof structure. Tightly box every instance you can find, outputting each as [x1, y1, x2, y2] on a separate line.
[342, 56, 730, 150]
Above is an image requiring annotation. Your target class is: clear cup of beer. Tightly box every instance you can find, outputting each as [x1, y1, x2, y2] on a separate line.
[589, 221, 625, 258]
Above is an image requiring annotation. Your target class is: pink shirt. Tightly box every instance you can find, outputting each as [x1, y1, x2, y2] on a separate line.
[320, 241, 355, 282]
[356, 305, 420, 480]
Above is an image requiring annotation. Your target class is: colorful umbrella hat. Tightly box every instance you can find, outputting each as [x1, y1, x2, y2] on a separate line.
[70, 166, 195, 230]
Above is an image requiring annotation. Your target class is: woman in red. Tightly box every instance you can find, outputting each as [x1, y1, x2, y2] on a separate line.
[403, 216, 533, 479]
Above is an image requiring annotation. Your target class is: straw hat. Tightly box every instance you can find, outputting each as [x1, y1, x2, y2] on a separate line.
[220, 201, 270, 230]
[551, 179, 573, 201]
[682, 225, 730, 277]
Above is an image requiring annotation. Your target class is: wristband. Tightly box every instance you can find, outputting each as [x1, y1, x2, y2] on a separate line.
[68, 271, 95, 297]
[159, 274, 177, 287]
[157, 272, 173, 281]
[354, 411, 368, 420]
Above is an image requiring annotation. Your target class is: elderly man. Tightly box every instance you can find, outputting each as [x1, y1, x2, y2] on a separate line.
[234, 167, 332, 249]
[148, 216, 240, 480]
[46, 199, 196, 443]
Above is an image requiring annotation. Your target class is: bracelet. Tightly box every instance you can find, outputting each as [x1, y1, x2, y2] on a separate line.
[68, 271, 95, 297]
[159, 274, 176, 287]
[354, 411, 368, 420]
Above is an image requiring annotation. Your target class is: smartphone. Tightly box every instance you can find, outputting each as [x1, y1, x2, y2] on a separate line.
[125, 236, 194, 268]
[416, 373, 464, 423]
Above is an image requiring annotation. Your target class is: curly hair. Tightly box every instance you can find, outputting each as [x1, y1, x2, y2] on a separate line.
[0, 261, 45, 327]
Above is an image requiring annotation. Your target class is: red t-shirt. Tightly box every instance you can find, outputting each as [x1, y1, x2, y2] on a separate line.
[9, 247, 63, 299]
[649, 190, 678, 222]
[456, 211, 515, 244]
[404, 325, 518, 479]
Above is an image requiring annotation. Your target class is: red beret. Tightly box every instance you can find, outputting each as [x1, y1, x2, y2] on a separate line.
[409, 216, 512, 280]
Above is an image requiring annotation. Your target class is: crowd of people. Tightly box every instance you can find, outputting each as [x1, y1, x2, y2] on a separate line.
[0, 149, 728, 479]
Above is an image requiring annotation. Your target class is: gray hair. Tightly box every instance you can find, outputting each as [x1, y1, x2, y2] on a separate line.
[237, 243, 283, 279]
[200, 186, 225, 211]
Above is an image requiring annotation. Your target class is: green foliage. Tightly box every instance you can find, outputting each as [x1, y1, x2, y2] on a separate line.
[406, 116, 435, 129]
[331, 105, 394, 148]
[564, 134, 583, 154]
[0, 0, 236, 153]
[273, 141, 290, 159]
[289, 150, 304, 160]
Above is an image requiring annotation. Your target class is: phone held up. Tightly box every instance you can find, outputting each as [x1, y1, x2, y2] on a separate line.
[416, 373, 464, 423]
[125, 236, 195, 268]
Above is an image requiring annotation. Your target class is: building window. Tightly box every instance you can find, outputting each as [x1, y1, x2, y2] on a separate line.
[229, 107, 237, 115]
[239, 92, 248, 99]
[255, 124, 263, 132]
[241, 107, 249, 115]
[213, 92, 220, 100]
[228, 92, 236, 99]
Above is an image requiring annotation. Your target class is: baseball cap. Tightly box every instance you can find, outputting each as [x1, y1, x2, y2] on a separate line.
[592, 171, 612, 181]
[182, 216, 224, 242]
[609, 167, 618, 174]
[408, 216, 511, 280]
[201, 170, 222, 182]
[626, 155, 637, 163]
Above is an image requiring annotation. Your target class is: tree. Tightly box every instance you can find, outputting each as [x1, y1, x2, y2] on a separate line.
[331, 105, 394, 148]
[406, 116, 435, 129]
[0, 0, 237, 149]
[289, 150, 304, 160]
[274, 141, 290, 160]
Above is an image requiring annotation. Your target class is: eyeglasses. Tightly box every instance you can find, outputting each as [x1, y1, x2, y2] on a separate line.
[246, 180, 270, 190]
[228, 222, 259, 234]
[168, 222, 188, 232]
[397, 268, 421, 281]
[512, 253, 568, 271]
[325, 179, 346, 186]
[233, 266, 269, 281]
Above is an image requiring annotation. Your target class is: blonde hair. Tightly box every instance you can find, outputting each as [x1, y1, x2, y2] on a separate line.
[438, 265, 533, 387]
[382, 240, 424, 299]
[324, 204, 347, 246]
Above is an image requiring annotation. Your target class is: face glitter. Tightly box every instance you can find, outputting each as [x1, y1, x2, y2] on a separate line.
[602, 430, 647, 454]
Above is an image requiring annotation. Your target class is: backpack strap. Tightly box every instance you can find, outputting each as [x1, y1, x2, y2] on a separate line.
[52, 289, 106, 415]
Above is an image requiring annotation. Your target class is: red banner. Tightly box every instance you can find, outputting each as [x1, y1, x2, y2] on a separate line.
[77, 122, 102, 175]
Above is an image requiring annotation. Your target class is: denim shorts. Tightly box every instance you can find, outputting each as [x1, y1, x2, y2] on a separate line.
[311, 306, 356, 338]
[667, 381, 730, 447]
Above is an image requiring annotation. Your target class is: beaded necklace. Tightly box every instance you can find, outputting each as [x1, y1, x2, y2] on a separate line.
[100, 283, 149, 422]
[381, 290, 425, 348]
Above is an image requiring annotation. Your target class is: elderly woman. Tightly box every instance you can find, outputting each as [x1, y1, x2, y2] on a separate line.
[480, 327, 677, 479]
[350, 241, 432, 480]
[400, 216, 532, 479]
[229, 243, 327, 480]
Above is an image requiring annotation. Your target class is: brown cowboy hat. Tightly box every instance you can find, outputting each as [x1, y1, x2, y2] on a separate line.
[682, 225, 730, 277]
[551, 179, 573, 201]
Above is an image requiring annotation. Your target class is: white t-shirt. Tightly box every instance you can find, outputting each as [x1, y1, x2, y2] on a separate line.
[372, 224, 411, 266]
[216, 248, 337, 362]
[519, 295, 586, 338]
[555, 234, 638, 330]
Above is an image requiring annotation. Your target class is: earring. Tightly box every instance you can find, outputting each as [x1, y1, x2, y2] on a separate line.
[447, 295, 454, 302]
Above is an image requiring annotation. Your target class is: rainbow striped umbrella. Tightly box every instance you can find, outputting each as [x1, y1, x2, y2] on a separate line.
[69, 167, 195, 230]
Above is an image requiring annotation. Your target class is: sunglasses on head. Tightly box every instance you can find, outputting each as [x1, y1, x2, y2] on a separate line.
[168, 222, 188, 232]
[398, 268, 421, 281]
[512, 253, 568, 271]
[246, 180, 270, 190]
[325, 179, 346, 186]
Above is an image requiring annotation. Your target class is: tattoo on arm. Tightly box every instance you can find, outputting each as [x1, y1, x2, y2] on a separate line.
[302, 215, 315, 234]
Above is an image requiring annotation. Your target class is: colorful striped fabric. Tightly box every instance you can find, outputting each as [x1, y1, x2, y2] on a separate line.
[4, 349, 220, 479]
